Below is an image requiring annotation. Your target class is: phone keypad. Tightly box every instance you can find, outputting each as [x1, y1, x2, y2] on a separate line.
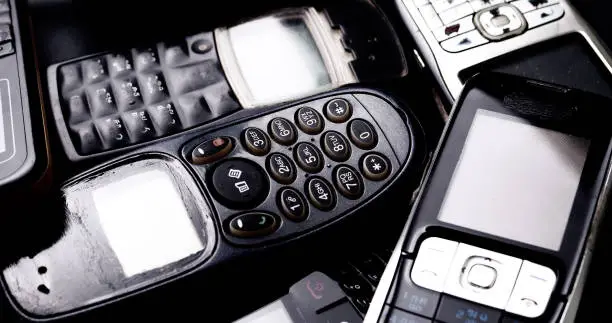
[52, 32, 240, 156]
[412, 0, 564, 52]
[183, 93, 407, 245]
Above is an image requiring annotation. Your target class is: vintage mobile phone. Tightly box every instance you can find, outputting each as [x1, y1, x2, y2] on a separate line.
[396, 0, 612, 103]
[0, 0, 47, 187]
[47, 1, 405, 160]
[364, 73, 612, 322]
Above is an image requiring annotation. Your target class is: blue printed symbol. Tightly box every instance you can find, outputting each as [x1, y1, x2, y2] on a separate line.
[479, 313, 488, 322]
[467, 309, 478, 319]
[455, 309, 466, 319]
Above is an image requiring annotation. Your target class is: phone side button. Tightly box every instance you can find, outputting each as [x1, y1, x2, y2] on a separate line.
[289, 271, 346, 314]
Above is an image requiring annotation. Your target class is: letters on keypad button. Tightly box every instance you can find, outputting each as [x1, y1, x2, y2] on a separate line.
[82, 58, 107, 84]
[86, 84, 117, 118]
[147, 102, 182, 135]
[133, 47, 160, 72]
[95, 116, 129, 148]
[139, 73, 168, 105]
[107, 53, 133, 77]
[113, 78, 143, 111]
[122, 109, 156, 142]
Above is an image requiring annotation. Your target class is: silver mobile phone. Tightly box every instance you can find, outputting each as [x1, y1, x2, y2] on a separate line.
[396, 0, 612, 102]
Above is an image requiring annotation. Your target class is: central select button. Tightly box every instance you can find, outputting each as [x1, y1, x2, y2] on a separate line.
[208, 158, 269, 209]
[467, 264, 497, 289]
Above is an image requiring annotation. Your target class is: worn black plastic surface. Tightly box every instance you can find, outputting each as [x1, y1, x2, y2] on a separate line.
[461, 33, 612, 100]
[181, 93, 407, 246]
[1, 87, 427, 321]
[47, 32, 240, 160]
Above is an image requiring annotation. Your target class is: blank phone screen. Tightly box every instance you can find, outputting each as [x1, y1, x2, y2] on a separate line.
[229, 15, 332, 104]
[92, 170, 204, 277]
[438, 109, 590, 251]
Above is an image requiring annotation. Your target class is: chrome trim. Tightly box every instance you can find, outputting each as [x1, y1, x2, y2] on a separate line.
[215, 8, 357, 109]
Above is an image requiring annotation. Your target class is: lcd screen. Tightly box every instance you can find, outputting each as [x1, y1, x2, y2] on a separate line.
[228, 15, 332, 104]
[234, 300, 294, 323]
[438, 109, 590, 251]
[92, 170, 204, 277]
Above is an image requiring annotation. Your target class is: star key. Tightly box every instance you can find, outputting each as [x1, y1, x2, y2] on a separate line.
[361, 153, 390, 181]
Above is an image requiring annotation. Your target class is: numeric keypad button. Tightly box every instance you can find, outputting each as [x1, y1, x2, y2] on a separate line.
[113, 78, 143, 111]
[324, 98, 352, 123]
[266, 153, 297, 184]
[322, 131, 351, 162]
[82, 58, 107, 84]
[87, 84, 116, 117]
[361, 153, 391, 181]
[277, 187, 308, 221]
[348, 119, 378, 150]
[242, 127, 271, 156]
[294, 142, 324, 173]
[122, 109, 155, 142]
[295, 107, 324, 134]
[268, 117, 297, 145]
[147, 103, 182, 135]
[305, 177, 336, 211]
[95, 116, 129, 148]
[107, 53, 133, 77]
[333, 165, 364, 199]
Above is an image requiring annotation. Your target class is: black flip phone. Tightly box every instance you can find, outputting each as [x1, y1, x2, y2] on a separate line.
[365, 73, 612, 323]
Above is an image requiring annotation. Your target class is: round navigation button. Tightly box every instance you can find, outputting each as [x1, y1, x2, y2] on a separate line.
[360, 153, 390, 181]
[277, 187, 308, 221]
[228, 212, 279, 238]
[266, 153, 297, 184]
[294, 142, 324, 173]
[348, 119, 378, 150]
[305, 177, 336, 211]
[268, 117, 297, 145]
[333, 165, 364, 199]
[241, 127, 271, 156]
[191, 136, 233, 164]
[208, 158, 269, 209]
[295, 106, 324, 134]
[324, 98, 352, 123]
[321, 131, 351, 162]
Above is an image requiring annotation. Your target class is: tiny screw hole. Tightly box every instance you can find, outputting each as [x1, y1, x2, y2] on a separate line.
[38, 266, 47, 274]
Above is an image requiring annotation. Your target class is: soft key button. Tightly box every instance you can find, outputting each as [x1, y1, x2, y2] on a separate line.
[523, 4, 564, 29]
[505, 261, 556, 318]
[411, 237, 459, 292]
[443, 244, 522, 309]
[433, 16, 476, 42]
